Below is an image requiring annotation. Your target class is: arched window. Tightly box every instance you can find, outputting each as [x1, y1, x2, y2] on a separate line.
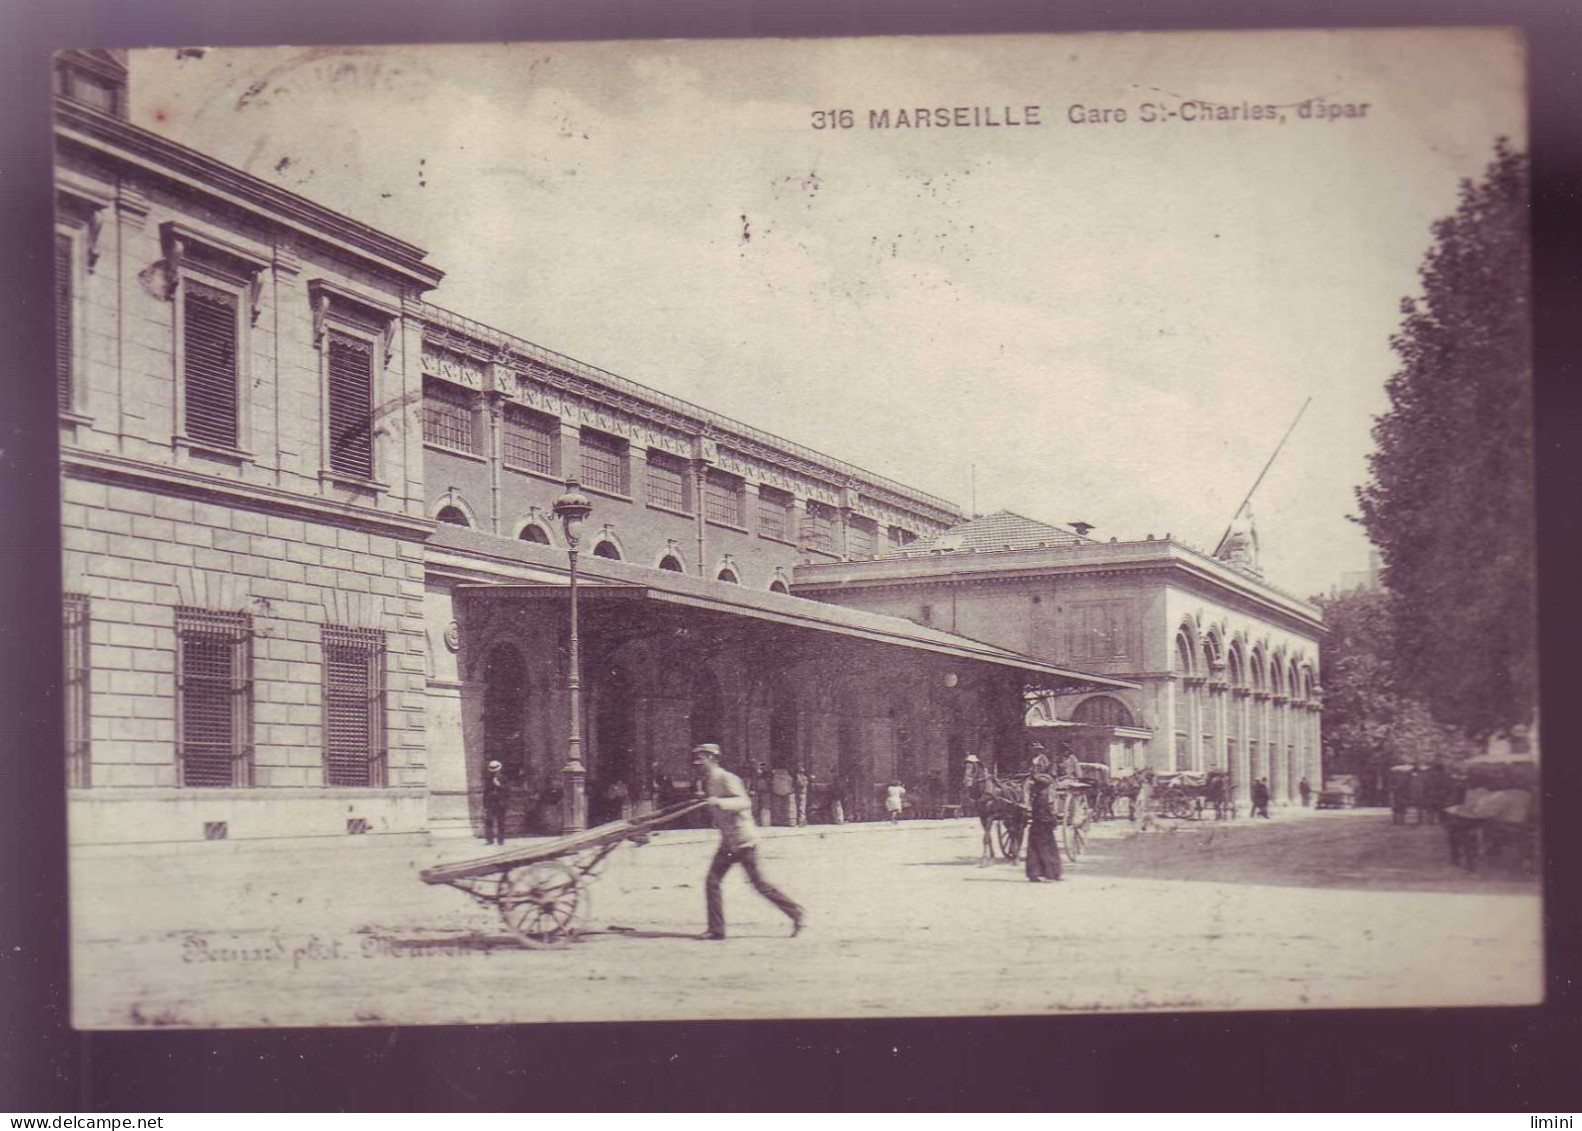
[592, 541, 621, 560]
[519, 524, 551, 544]
[659, 555, 684, 573]
[1071, 695, 1135, 727]
[1174, 632, 1195, 675]
[769, 579, 790, 595]
[436, 506, 469, 527]
[717, 569, 739, 585]
[1227, 647, 1244, 687]
[1250, 652, 1266, 690]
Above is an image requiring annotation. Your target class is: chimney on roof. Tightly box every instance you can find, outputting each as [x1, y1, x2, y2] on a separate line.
[1069, 522, 1094, 537]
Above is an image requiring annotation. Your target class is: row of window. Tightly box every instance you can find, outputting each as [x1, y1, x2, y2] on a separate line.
[63, 597, 388, 789]
[419, 379, 921, 558]
[56, 229, 389, 485]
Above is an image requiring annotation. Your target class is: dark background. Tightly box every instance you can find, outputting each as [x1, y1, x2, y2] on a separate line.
[2, 0, 1577, 1113]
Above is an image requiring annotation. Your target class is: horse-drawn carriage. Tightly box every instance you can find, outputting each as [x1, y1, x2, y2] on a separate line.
[1109, 768, 1233, 821]
[969, 766, 1095, 864]
[1441, 756, 1539, 874]
[1153, 770, 1231, 820]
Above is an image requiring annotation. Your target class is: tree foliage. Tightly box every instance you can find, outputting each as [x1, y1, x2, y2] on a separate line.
[1354, 140, 1535, 742]
[1316, 586, 1478, 798]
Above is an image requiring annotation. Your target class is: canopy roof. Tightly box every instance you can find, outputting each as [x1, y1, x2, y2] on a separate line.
[455, 579, 1135, 695]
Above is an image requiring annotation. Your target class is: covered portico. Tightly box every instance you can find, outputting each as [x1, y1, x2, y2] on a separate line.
[427, 536, 1133, 838]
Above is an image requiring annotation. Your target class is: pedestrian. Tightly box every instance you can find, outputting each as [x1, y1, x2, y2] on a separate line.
[1251, 777, 1271, 819]
[1299, 777, 1312, 807]
[793, 765, 811, 826]
[482, 759, 509, 846]
[1024, 753, 1063, 882]
[1134, 768, 1158, 832]
[963, 753, 983, 801]
[752, 762, 773, 827]
[772, 764, 794, 825]
[692, 744, 805, 941]
[884, 780, 907, 825]
[605, 777, 632, 822]
[1060, 750, 1081, 780]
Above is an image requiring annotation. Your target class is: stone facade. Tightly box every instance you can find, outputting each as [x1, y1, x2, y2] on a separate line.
[56, 57, 441, 844]
[56, 55, 1121, 847]
[794, 529, 1325, 811]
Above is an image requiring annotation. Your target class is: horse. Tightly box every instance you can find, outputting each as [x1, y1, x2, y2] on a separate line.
[966, 763, 1029, 866]
[1204, 771, 1233, 820]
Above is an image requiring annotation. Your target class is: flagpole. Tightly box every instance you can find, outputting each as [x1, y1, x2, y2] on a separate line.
[1212, 397, 1312, 557]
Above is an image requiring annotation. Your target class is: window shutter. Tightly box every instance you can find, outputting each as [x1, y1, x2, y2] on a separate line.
[183, 284, 240, 448]
[323, 626, 386, 787]
[176, 609, 252, 788]
[55, 235, 72, 412]
[64, 593, 90, 787]
[327, 332, 375, 479]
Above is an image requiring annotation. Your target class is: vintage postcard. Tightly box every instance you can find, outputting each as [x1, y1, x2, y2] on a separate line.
[52, 28, 1537, 1028]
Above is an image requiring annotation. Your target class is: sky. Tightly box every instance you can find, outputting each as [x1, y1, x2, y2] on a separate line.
[128, 29, 1525, 599]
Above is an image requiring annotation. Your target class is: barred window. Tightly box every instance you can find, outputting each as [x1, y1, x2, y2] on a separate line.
[847, 517, 877, 560]
[183, 282, 240, 449]
[64, 593, 90, 788]
[704, 471, 744, 527]
[757, 485, 793, 541]
[322, 625, 387, 788]
[646, 450, 689, 512]
[579, 430, 627, 495]
[422, 378, 478, 453]
[327, 331, 375, 479]
[801, 501, 835, 553]
[176, 608, 252, 788]
[55, 234, 73, 413]
[503, 404, 557, 475]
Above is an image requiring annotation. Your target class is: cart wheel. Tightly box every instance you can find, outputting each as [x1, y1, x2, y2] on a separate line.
[497, 861, 585, 948]
[997, 819, 1022, 861]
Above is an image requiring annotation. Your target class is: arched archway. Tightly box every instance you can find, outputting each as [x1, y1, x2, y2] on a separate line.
[483, 644, 527, 836]
[1071, 695, 1135, 727]
[769, 680, 798, 771]
[590, 659, 637, 824]
[690, 667, 723, 747]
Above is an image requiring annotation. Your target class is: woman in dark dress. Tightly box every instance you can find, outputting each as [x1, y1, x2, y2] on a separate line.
[1024, 755, 1063, 883]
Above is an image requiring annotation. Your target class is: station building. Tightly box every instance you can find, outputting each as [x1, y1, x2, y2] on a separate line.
[794, 511, 1326, 811]
[54, 51, 1130, 847]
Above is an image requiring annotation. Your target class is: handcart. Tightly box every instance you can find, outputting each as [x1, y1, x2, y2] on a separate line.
[420, 797, 712, 947]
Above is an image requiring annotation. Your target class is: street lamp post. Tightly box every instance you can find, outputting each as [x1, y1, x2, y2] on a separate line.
[552, 479, 593, 834]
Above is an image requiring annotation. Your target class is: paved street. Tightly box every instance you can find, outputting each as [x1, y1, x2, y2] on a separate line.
[69, 808, 1542, 1028]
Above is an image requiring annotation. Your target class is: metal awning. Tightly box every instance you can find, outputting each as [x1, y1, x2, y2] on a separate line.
[454, 580, 1136, 695]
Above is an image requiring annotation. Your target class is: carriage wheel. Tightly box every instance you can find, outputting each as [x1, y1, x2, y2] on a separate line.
[497, 861, 585, 948]
[997, 819, 1023, 861]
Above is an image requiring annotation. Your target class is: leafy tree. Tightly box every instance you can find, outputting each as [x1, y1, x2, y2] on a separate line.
[1316, 586, 1478, 802]
[1355, 140, 1535, 743]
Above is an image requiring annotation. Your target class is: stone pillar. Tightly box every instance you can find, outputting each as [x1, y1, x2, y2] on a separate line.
[1231, 689, 1252, 811]
[1209, 677, 1228, 771]
[483, 392, 504, 534]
